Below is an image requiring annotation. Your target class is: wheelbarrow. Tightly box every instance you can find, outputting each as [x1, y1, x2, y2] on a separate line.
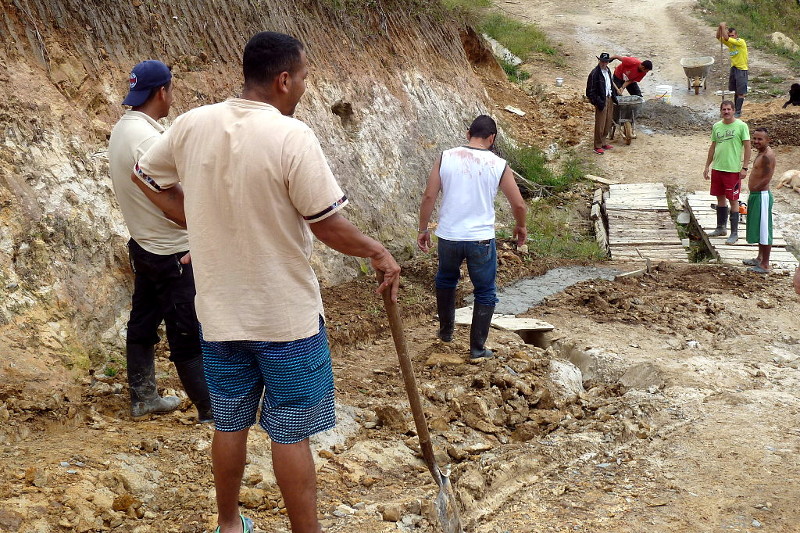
[680, 56, 715, 94]
[610, 95, 644, 145]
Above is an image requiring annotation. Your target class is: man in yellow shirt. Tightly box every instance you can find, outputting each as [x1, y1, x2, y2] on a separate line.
[717, 22, 748, 118]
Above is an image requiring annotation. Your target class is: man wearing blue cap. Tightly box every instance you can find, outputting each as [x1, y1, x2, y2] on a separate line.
[108, 60, 213, 423]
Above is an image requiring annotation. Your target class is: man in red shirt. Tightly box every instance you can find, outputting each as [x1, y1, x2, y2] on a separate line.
[610, 55, 653, 96]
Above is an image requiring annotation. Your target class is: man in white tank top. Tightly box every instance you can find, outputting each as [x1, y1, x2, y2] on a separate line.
[417, 115, 527, 359]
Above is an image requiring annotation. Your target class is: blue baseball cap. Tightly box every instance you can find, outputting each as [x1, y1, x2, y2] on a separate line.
[122, 60, 172, 107]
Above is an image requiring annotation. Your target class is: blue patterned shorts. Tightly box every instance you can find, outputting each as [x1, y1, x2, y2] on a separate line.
[200, 316, 335, 443]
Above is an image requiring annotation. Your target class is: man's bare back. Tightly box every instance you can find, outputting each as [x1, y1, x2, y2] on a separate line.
[748, 133, 775, 192]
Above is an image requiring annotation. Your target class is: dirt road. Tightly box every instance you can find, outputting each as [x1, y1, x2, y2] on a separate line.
[482, 1, 800, 531]
[500, 0, 800, 191]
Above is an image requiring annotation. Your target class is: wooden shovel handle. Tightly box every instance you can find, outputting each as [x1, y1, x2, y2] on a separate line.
[377, 272, 442, 485]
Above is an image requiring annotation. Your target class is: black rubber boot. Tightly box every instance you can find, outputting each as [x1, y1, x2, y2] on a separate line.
[469, 303, 495, 360]
[707, 205, 728, 237]
[735, 97, 744, 117]
[174, 356, 213, 423]
[436, 287, 457, 342]
[127, 344, 181, 418]
[726, 211, 740, 245]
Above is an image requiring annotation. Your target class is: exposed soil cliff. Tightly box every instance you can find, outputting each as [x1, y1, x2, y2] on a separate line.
[0, 0, 493, 361]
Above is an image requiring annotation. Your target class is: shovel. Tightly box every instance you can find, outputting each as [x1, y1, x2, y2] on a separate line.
[378, 275, 463, 533]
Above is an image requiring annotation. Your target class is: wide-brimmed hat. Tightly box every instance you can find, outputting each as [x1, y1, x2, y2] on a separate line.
[596, 52, 612, 62]
[122, 60, 172, 107]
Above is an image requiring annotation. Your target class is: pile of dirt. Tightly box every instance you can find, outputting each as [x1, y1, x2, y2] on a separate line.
[636, 100, 713, 134]
[537, 263, 777, 338]
[746, 112, 800, 146]
[476, 66, 587, 148]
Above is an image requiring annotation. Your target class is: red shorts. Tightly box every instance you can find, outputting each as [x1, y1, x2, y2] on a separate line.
[710, 170, 741, 203]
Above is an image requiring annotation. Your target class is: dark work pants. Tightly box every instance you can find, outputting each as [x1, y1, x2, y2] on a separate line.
[126, 238, 201, 363]
[593, 96, 614, 149]
[612, 76, 642, 96]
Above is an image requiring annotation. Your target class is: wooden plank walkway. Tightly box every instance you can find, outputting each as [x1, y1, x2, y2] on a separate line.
[605, 183, 688, 262]
[685, 191, 798, 270]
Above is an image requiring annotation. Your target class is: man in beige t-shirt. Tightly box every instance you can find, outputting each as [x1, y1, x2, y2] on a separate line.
[108, 60, 211, 423]
[133, 33, 400, 533]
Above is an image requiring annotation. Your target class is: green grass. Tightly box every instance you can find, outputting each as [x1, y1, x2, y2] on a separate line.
[442, 0, 490, 10]
[479, 13, 556, 59]
[525, 199, 605, 260]
[501, 144, 587, 193]
[495, 147, 602, 260]
[500, 59, 530, 83]
[696, 0, 800, 71]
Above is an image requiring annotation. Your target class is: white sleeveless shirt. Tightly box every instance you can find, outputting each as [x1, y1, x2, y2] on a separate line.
[435, 146, 507, 241]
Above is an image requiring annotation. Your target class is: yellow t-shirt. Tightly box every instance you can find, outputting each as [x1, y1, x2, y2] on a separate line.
[137, 99, 348, 342]
[721, 37, 748, 70]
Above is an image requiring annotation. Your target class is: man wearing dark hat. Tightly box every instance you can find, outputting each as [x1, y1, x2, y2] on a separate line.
[108, 60, 213, 423]
[586, 52, 617, 155]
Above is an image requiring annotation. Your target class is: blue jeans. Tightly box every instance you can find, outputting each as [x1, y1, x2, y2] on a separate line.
[435, 238, 498, 306]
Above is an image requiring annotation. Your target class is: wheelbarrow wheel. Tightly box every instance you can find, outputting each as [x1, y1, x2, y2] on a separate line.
[623, 122, 633, 145]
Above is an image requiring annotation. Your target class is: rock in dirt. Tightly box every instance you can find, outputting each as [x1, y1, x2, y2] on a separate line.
[425, 352, 464, 366]
[546, 359, 584, 408]
[112, 493, 140, 513]
[374, 405, 410, 431]
[619, 362, 664, 392]
[239, 486, 266, 509]
[379, 504, 401, 522]
[769, 32, 799, 53]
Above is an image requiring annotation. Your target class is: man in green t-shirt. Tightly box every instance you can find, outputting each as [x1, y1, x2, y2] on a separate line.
[703, 100, 751, 244]
[717, 22, 748, 117]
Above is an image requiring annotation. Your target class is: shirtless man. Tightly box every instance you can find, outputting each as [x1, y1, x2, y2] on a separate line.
[742, 128, 776, 273]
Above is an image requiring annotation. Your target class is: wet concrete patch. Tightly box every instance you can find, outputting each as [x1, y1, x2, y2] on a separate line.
[486, 266, 621, 315]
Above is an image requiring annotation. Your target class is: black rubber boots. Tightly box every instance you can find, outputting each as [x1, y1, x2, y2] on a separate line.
[175, 356, 214, 423]
[726, 210, 739, 245]
[708, 205, 729, 237]
[127, 344, 181, 418]
[127, 345, 213, 422]
[470, 303, 495, 360]
[436, 287, 456, 342]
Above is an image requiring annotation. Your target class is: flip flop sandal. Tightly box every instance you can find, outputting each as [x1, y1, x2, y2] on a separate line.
[742, 258, 760, 266]
[748, 265, 770, 274]
[214, 515, 254, 533]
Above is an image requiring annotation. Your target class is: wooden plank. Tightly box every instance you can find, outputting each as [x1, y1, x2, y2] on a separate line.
[603, 181, 690, 262]
[591, 202, 601, 221]
[586, 174, 618, 185]
[595, 218, 608, 253]
[611, 247, 688, 253]
[610, 183, 666, 190]
[608, 226, 677, 232]
[608, 210, 673, 216]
